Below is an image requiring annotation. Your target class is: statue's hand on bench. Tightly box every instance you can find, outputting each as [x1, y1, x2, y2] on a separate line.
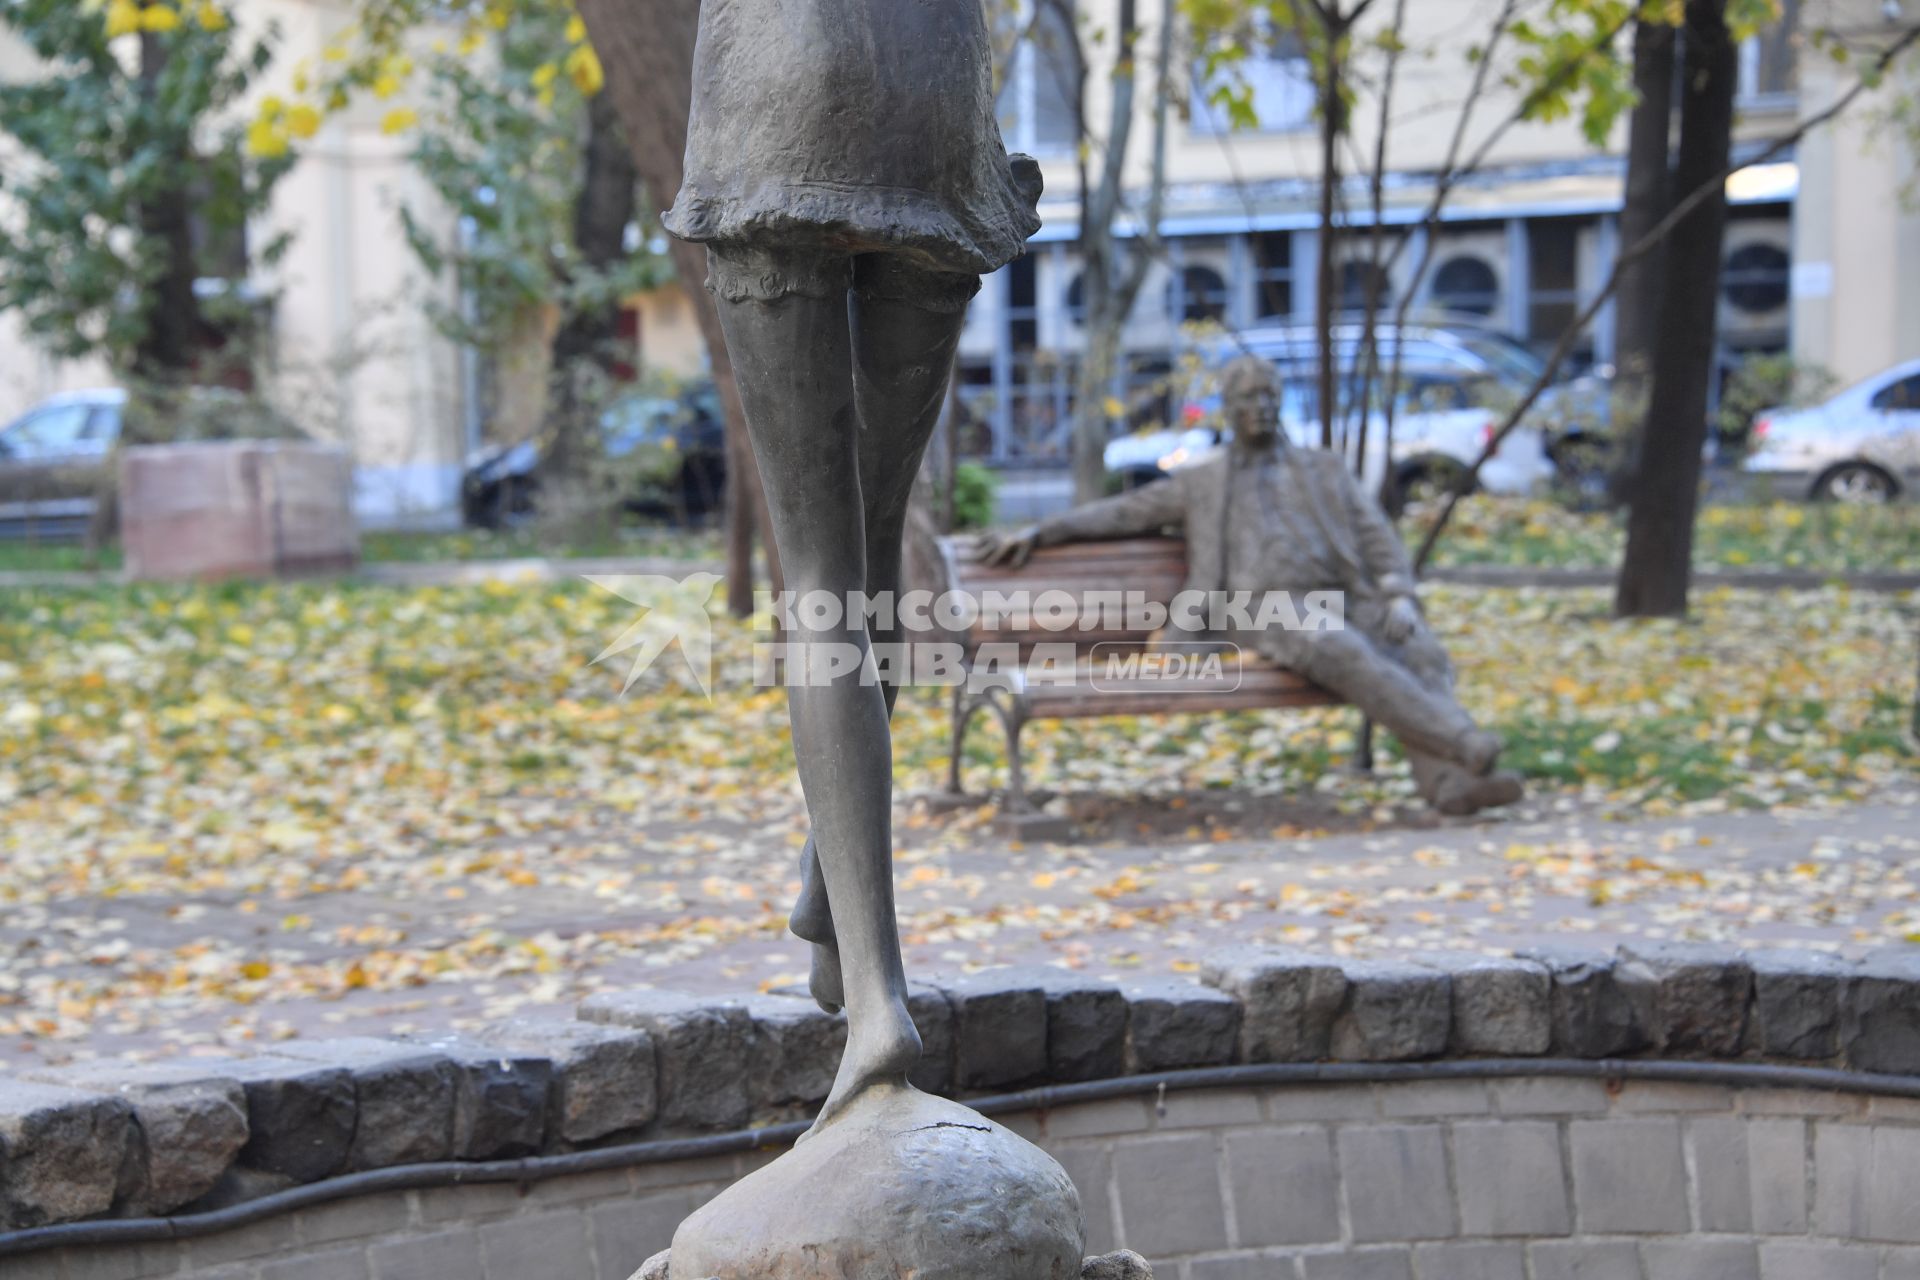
[974, 525, 1040, 568]
[1381, 595, 1422, 644]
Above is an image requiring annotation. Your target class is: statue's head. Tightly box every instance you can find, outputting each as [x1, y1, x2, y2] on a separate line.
[1221, 354, 1284, 452]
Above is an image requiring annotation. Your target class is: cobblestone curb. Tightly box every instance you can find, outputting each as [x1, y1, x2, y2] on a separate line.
[0, 944, 1905, 1231]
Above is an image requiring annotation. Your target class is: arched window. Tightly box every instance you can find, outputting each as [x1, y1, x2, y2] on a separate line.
[1430, 255, 1499, 317]
[1722, 242, 1789, 314]
[1065, 272, 1086, 326]
[1337, 260, 1393, 313]
[1170, 265, 1229, 323]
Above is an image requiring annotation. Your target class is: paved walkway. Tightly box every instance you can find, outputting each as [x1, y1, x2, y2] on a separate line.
[6, 784, 1917, 1072]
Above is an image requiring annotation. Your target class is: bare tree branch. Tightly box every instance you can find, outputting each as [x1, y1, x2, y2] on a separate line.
[1348, 0, 1410, 481]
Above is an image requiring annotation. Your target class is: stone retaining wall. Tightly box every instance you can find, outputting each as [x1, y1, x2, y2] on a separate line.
[5, 943, 1920, 1275]
[8, 1076, 1920, 1279]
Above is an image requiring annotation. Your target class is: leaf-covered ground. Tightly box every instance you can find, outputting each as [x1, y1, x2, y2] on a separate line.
[0, 578, 1914, 1066]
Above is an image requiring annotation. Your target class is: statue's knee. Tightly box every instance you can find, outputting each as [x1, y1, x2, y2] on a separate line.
[1399, 636, 1454, 686]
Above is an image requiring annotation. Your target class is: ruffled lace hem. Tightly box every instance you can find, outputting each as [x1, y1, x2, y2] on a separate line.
[664, 165, 1043, 277]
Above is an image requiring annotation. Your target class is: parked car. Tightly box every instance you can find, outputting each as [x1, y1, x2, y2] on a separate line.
[1104, 323, 1572, 499]
[462, 381, 728, 528]
[1740, 359, 1920, 503]
[0, 388, 305, 540]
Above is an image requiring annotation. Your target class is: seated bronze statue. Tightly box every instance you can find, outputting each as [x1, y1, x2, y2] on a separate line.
[976, 354, 1524, 817]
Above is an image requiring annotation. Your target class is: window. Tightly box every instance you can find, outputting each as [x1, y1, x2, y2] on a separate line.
[1430, 256, 1499, 317]
[1738, 0, 1798, 101]
[1722, 242, 1790, 314]
[2, 403, 97, 457]
[1064, 254, 1138, 328]
[1870, 376, 1920, 412]
[1251, 233, 1293, 321]
[998, 1, 1080, 154]
[1527, 220, 1583, 350]
[1191, 18, 1314, 134]
[1398, 371, 1480, 413]
[1008, 254, 1039, 350]
[1169, 266, 1229, 324]
[1337, 261, 1392, 313]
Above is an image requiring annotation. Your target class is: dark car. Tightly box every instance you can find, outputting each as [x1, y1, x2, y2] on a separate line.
[462, 382, 728, 528]
[0, 388, 307, 540]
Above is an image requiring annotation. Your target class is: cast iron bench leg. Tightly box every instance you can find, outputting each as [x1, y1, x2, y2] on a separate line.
[996, 693, 1032, 814]
[945, 682, 974, 796]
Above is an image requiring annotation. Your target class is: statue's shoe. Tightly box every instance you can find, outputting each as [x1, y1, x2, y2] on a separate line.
[1433, 768, 1525, 816]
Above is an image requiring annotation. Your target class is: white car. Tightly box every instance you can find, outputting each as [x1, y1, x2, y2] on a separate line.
[1743, 359, 1920, 502]
[1104, 384, 1553, 499]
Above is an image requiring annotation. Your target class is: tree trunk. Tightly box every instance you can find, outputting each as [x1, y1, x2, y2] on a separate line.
[1314, 10, 1345, 451]
[1612, 18, 1675, 389]
[133, 31, 205, 387]
[1068, 0, 1170, 506]
[1072, 308, 1124, 500]
[98, 31, 209, 556]
[1614, 0, 1735, 619]
[941, 369, 961, 532]
[544, 90, 639, 483]
[574, 0, 777, 615]
[1068, 0, 1137, 506]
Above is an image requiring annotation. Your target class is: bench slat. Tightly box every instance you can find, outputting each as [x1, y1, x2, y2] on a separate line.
[959, 629, 1161, 653]
[933, 534, 1352, 806]
[1009, 658, 1339, 719]
[944, 573, 1188, 599]
[1023, 686, 1341, 719]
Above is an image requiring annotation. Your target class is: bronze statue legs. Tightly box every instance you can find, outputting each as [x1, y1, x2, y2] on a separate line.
[1268, 617, 1520, 814]
[709, 245, 971, 1127]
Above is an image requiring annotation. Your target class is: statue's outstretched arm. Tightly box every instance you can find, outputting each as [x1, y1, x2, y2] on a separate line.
[977, 474, 1187, 567]
[1036, 473, 1188, 547]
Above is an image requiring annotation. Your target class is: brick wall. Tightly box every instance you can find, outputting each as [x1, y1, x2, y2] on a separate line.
[16, 1076, 1920, 1280]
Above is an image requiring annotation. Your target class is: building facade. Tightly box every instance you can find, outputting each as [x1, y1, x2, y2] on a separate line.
[2, 0, 1913, 520]
[944, 0, 1913, 463]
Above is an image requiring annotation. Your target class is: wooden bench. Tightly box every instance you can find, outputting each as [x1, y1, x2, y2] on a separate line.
[932, 534, 1347, 817]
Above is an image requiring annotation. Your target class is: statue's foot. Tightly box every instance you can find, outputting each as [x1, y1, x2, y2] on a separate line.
[806, 998, 922, 1136]
[1432, 768, 1525, 816]
[1460, 728, 1503, 776]
[808, 939, 845, 1014]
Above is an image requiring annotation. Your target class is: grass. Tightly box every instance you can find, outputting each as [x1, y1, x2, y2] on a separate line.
[0, 540, 120, 573]
[0, 524, 720, 574]
[358, 524, 721, 564]
[5, 496, 1917, 578]
[1427, 497, 1920, 573]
